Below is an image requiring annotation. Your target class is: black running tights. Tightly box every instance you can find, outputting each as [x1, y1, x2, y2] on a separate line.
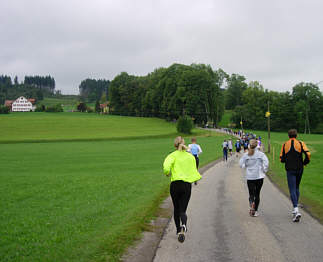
[247, 178, 264, 211]
[170, 180, 192, 233]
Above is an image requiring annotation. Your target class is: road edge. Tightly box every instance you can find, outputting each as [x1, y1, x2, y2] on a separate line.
[121, 158, 223, 262]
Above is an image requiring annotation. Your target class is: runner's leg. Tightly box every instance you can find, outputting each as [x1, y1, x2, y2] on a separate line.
[295, 169, 303, 203]
[247, 180, 256, 215]
[170, 181, 182, 233]
[254, 179, 264, 211]
[179, 182, 192, 227]
[287, 171, 298, 208]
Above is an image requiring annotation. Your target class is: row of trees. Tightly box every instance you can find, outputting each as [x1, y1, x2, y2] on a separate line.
[230, 82, 323, 133]
[0, 75, 57, 104]
[79, 79, 109, 102]
[35, 104, 63, 112]
[107, 63, 323, 133]
[24, 75, 55, 92]
[109, 63, 227, 126]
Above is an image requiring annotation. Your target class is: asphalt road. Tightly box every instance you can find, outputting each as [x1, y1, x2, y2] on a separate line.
[153, 156, 323, 262]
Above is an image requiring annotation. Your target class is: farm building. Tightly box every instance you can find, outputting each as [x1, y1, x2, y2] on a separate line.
[5, 96, 36, 112]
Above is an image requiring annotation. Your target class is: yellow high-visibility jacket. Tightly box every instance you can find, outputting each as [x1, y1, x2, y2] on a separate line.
[163, 150, 202, 183]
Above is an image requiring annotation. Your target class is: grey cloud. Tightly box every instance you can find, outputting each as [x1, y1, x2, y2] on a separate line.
[1, 0, 322, 94]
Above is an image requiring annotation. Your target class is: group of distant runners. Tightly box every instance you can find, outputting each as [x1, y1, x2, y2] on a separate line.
[222, 133, 262, 161]
[163, 128, 311, 243]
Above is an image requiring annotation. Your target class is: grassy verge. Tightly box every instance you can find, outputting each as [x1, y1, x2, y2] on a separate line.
[248, 130, 323, 223]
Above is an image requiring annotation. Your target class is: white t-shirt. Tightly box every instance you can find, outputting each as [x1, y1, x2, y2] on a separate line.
[188, 143, 202, 156]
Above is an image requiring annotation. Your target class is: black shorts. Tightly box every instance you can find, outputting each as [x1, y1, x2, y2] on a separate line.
[236, 148, 241, 152]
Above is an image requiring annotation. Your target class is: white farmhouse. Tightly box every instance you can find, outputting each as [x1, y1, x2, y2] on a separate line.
[12, 96, 33, 112]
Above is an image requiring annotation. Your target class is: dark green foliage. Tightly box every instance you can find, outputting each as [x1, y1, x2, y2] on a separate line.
[0, 105, 10, 114]
[79, 79, 109, 102]
[95, 100, 101, 113]
[35, 104, 46, 112]
[225, 74, 247, 110]
[109, 64, 225, 126]
[77, 102, 87, 112]
[231, 81, 323, 133]
[45, 104, 63, 112]
[24, 75, 55, 93]
[176, 115, 193, 134]
[0, 75, 56, 104]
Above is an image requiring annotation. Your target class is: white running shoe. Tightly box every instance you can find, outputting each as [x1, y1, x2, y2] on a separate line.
[293, 212, 301, 222]
[253, 211, 259, 217]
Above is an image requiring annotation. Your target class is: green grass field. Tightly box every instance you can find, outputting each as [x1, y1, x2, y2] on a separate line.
[0, 113, 231, 262]
[249, 130, 323, 222]
[2, 112, 321, 261]
[0, 113, 182, 143]
[38, 97, 79, 112]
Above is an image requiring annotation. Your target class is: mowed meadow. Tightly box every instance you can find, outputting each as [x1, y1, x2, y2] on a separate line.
[0, 113, 230, 262]
[0, 113, 181, 143]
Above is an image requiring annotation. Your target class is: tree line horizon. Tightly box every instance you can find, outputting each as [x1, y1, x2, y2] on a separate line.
[1, 63, 322, 133]
[107, 63, 323, 133]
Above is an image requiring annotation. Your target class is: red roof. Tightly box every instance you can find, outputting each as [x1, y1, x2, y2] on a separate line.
[4, 98, 36, 107]
[28, 98, 36, 104]
[4, 100, 14, 107]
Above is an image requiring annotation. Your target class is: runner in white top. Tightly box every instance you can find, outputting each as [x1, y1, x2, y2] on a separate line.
[228, 139, 233, 156]
[188, 137, 203, 185]
[188, 137, 203, 169]
[239, 139, 269, 217]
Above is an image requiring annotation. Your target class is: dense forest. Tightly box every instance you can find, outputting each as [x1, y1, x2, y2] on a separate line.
[0, 75, 57, 104]
[229, 81, 323, 133]
[109, 63, 226, 126]
[108, 63, 323, 133]
[79, 79, 109, 102]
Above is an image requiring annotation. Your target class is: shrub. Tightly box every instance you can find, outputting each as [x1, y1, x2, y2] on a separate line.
[0, 105, 10, 114]
[95, 101, 101, 113]
[176, 115, 193, 134]
[35, 104, 46, 112]
[45, 104, 63, 112]
[77, 102, 87, 112]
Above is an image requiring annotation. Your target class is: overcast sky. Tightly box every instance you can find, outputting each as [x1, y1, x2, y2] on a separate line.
[1, 0, 322, 94]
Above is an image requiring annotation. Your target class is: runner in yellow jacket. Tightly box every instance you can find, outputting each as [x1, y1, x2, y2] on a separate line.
[163, 136, 201, 242]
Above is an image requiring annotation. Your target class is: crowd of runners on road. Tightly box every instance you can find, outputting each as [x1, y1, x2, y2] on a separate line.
[163, 129, 311, 243]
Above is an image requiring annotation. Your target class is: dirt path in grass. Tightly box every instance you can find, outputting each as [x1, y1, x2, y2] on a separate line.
[153, 156, 323, 262]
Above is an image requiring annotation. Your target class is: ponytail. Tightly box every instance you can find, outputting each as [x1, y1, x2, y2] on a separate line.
[174, 136, 187, 151]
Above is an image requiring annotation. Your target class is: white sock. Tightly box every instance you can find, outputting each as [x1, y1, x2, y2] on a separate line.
[294, 207, 299, 213]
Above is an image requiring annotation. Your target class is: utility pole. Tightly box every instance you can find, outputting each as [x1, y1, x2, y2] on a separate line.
[304, 87, 311, 134]
[266, 101, 271, 153]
